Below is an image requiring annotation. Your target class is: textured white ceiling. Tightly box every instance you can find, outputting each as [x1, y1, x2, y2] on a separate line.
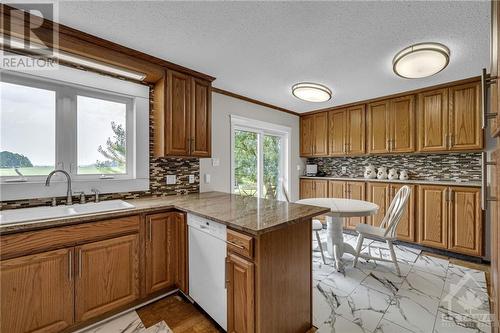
[55, 1, 490, 113]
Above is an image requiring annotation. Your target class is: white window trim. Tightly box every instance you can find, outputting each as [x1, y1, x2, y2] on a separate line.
[230, 115, 291, 199]
[0, 68, 149, 201]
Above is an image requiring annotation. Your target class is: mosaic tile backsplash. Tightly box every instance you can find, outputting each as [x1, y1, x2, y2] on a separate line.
[307, 153, 482, 182]
[1, 86, 200, 210]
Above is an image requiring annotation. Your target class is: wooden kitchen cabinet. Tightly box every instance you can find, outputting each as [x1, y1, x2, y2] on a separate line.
[226, 252, 255, 333]
[418, 82, 482, 152]
[154, 70, 212, 157]
[328, 105, 366, 156]
[448, 187, 482, 256]
[368, 96, 415, 154]
[366, 183, 415, 242]
[75, 234, 140, 322]
[327, 180, 365, 229]
[299, 179, 328, 199]
[145, 212, 177, 295]
[418, 185, 482, 255]
[448, 82, 482, 151]
[174, 212, 189, 294]
[1, 248, 74, 333]
[418, 185, 449, 249]
[300, 113, 328, 156]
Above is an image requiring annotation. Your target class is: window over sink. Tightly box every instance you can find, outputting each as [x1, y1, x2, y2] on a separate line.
[0, 66, 149, 201]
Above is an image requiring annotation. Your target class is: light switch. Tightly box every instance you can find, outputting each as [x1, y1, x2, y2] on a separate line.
[166, 175, 176, 184]
[189, 175, 195, 184]
[212, 158, 220, 167]
[204, 174, 211, 184]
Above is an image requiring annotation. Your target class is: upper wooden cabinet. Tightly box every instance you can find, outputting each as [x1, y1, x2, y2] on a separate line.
[418, 82, 482, 152]
[300, 113, 328, 156]
[328, 105, 366, 156]
[154, 70, 212, 157]
[1, 248, 74, 333]
[368, 96, 415, 154]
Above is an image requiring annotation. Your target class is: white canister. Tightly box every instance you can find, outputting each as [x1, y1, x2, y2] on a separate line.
[388, 168, 398, 180]
[364, 165, 377, 179]
[399, 170, 409, 180]
[377, 167, 388, 180]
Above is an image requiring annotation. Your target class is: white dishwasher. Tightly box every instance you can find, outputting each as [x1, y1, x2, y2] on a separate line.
[188, 214, 227, 330]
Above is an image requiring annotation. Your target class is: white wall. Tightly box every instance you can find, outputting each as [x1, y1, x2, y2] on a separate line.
[200, 92, 303, 201]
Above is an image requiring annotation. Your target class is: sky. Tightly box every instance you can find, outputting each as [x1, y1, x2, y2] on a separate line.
[0, 82, 126, 167]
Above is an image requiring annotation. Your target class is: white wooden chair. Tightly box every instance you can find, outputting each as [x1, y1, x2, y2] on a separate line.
[352, 185, 411, 276]
[282, 182, 327, 264]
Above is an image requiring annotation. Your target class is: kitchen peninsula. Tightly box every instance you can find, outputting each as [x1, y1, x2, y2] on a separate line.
[0, 192, 329, 333]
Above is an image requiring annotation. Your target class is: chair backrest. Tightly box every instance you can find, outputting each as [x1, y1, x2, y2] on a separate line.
[379, 185, 411, 239]
[281, 181, 291, 203]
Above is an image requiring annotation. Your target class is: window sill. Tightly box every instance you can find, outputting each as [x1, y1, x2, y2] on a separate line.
[0, 178, 149, 201]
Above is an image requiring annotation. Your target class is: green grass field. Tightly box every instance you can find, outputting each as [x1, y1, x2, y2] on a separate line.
[0, 165, 125, 176]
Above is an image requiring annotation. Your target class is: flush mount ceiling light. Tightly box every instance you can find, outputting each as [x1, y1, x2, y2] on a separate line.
[392, 42, 450, 79]
[292, 82, 332, 102]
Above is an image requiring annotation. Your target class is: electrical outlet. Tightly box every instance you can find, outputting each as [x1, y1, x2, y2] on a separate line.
[342, 166, 347, 174]
[189, 175, 195, 184]
[204, 174, 211, 184]
[166, 175, 176, 185]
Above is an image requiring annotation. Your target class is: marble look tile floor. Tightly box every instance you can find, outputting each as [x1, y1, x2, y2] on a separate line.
[78, 310, 172, 333]
[313, 230, 492, 333]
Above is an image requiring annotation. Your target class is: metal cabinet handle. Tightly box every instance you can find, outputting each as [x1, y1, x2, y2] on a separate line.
[481, 152, 497, 210]
[481, 68, 498, 129]
[68, 250, 73, 281]
[226, 240, 246, 250]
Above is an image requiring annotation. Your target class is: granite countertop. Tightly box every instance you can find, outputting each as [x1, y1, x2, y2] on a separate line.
[299, 176, 482, 187]
[0, 191, 330, 236]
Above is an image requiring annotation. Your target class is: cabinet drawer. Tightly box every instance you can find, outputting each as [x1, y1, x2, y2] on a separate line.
[227, 229, 254, 259]
[1, 215, 140, 260]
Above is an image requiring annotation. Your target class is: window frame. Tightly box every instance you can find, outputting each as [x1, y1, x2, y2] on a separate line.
[230, 115, 291, 200]
[0, 72, 135, 182]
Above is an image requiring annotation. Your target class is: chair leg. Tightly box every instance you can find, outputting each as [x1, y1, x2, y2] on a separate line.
[387, 241, 401, 277]
[353, 234, 364, 267]
[315, 231, 327, 265]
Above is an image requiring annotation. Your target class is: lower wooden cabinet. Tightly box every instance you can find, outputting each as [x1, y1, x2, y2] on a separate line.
[366, 183, 415, 242]
[299, 179, 328, 199]
[418, 185, 482, 256]
[226, 252, 255, 333]
[174, 212, 189, 294]
[1, 248, 74, 333]
[145, 212, 177, 295]
[328, 180, 365, 230]
[75, 234, 140, 322]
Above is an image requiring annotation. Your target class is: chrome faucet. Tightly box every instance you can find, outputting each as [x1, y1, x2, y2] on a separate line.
[45, 169, 73, 206]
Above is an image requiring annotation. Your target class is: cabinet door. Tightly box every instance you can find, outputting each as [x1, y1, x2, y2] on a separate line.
[390, 96, 415, 153]
[75, 234, 139, 322]
[367, 183, 390, 227]
[345, 182, 366, 229]
[145, 213, 176, 295]
[299, 179, 314, 199]
[328, 180, 345, 199]
[314, 180, 329, 198]
[227, 253, 254, 333]
[1, 248, 74, 333]
[418, 185, 448, 249]
[167, 70, 191, 156]
[328, 109, 346, 156]
[448, 187, 482, 256]
[347, 105, 366, 155]
[390, 184, 416, 242]
[190, 78, 211, 157]
[174, 212, 188, 294]
[417, 89, 449, 152]
[313, 113, 328, 156]
[300, 116, 314, 156]
[367, 101, 390, 154]
[449, 82, 483, 151]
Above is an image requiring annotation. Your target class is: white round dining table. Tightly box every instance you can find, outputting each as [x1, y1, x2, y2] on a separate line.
[296, 198, 379, 271]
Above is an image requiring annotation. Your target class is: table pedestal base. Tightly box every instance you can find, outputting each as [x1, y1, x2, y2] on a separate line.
[326, 216, 357, 272]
